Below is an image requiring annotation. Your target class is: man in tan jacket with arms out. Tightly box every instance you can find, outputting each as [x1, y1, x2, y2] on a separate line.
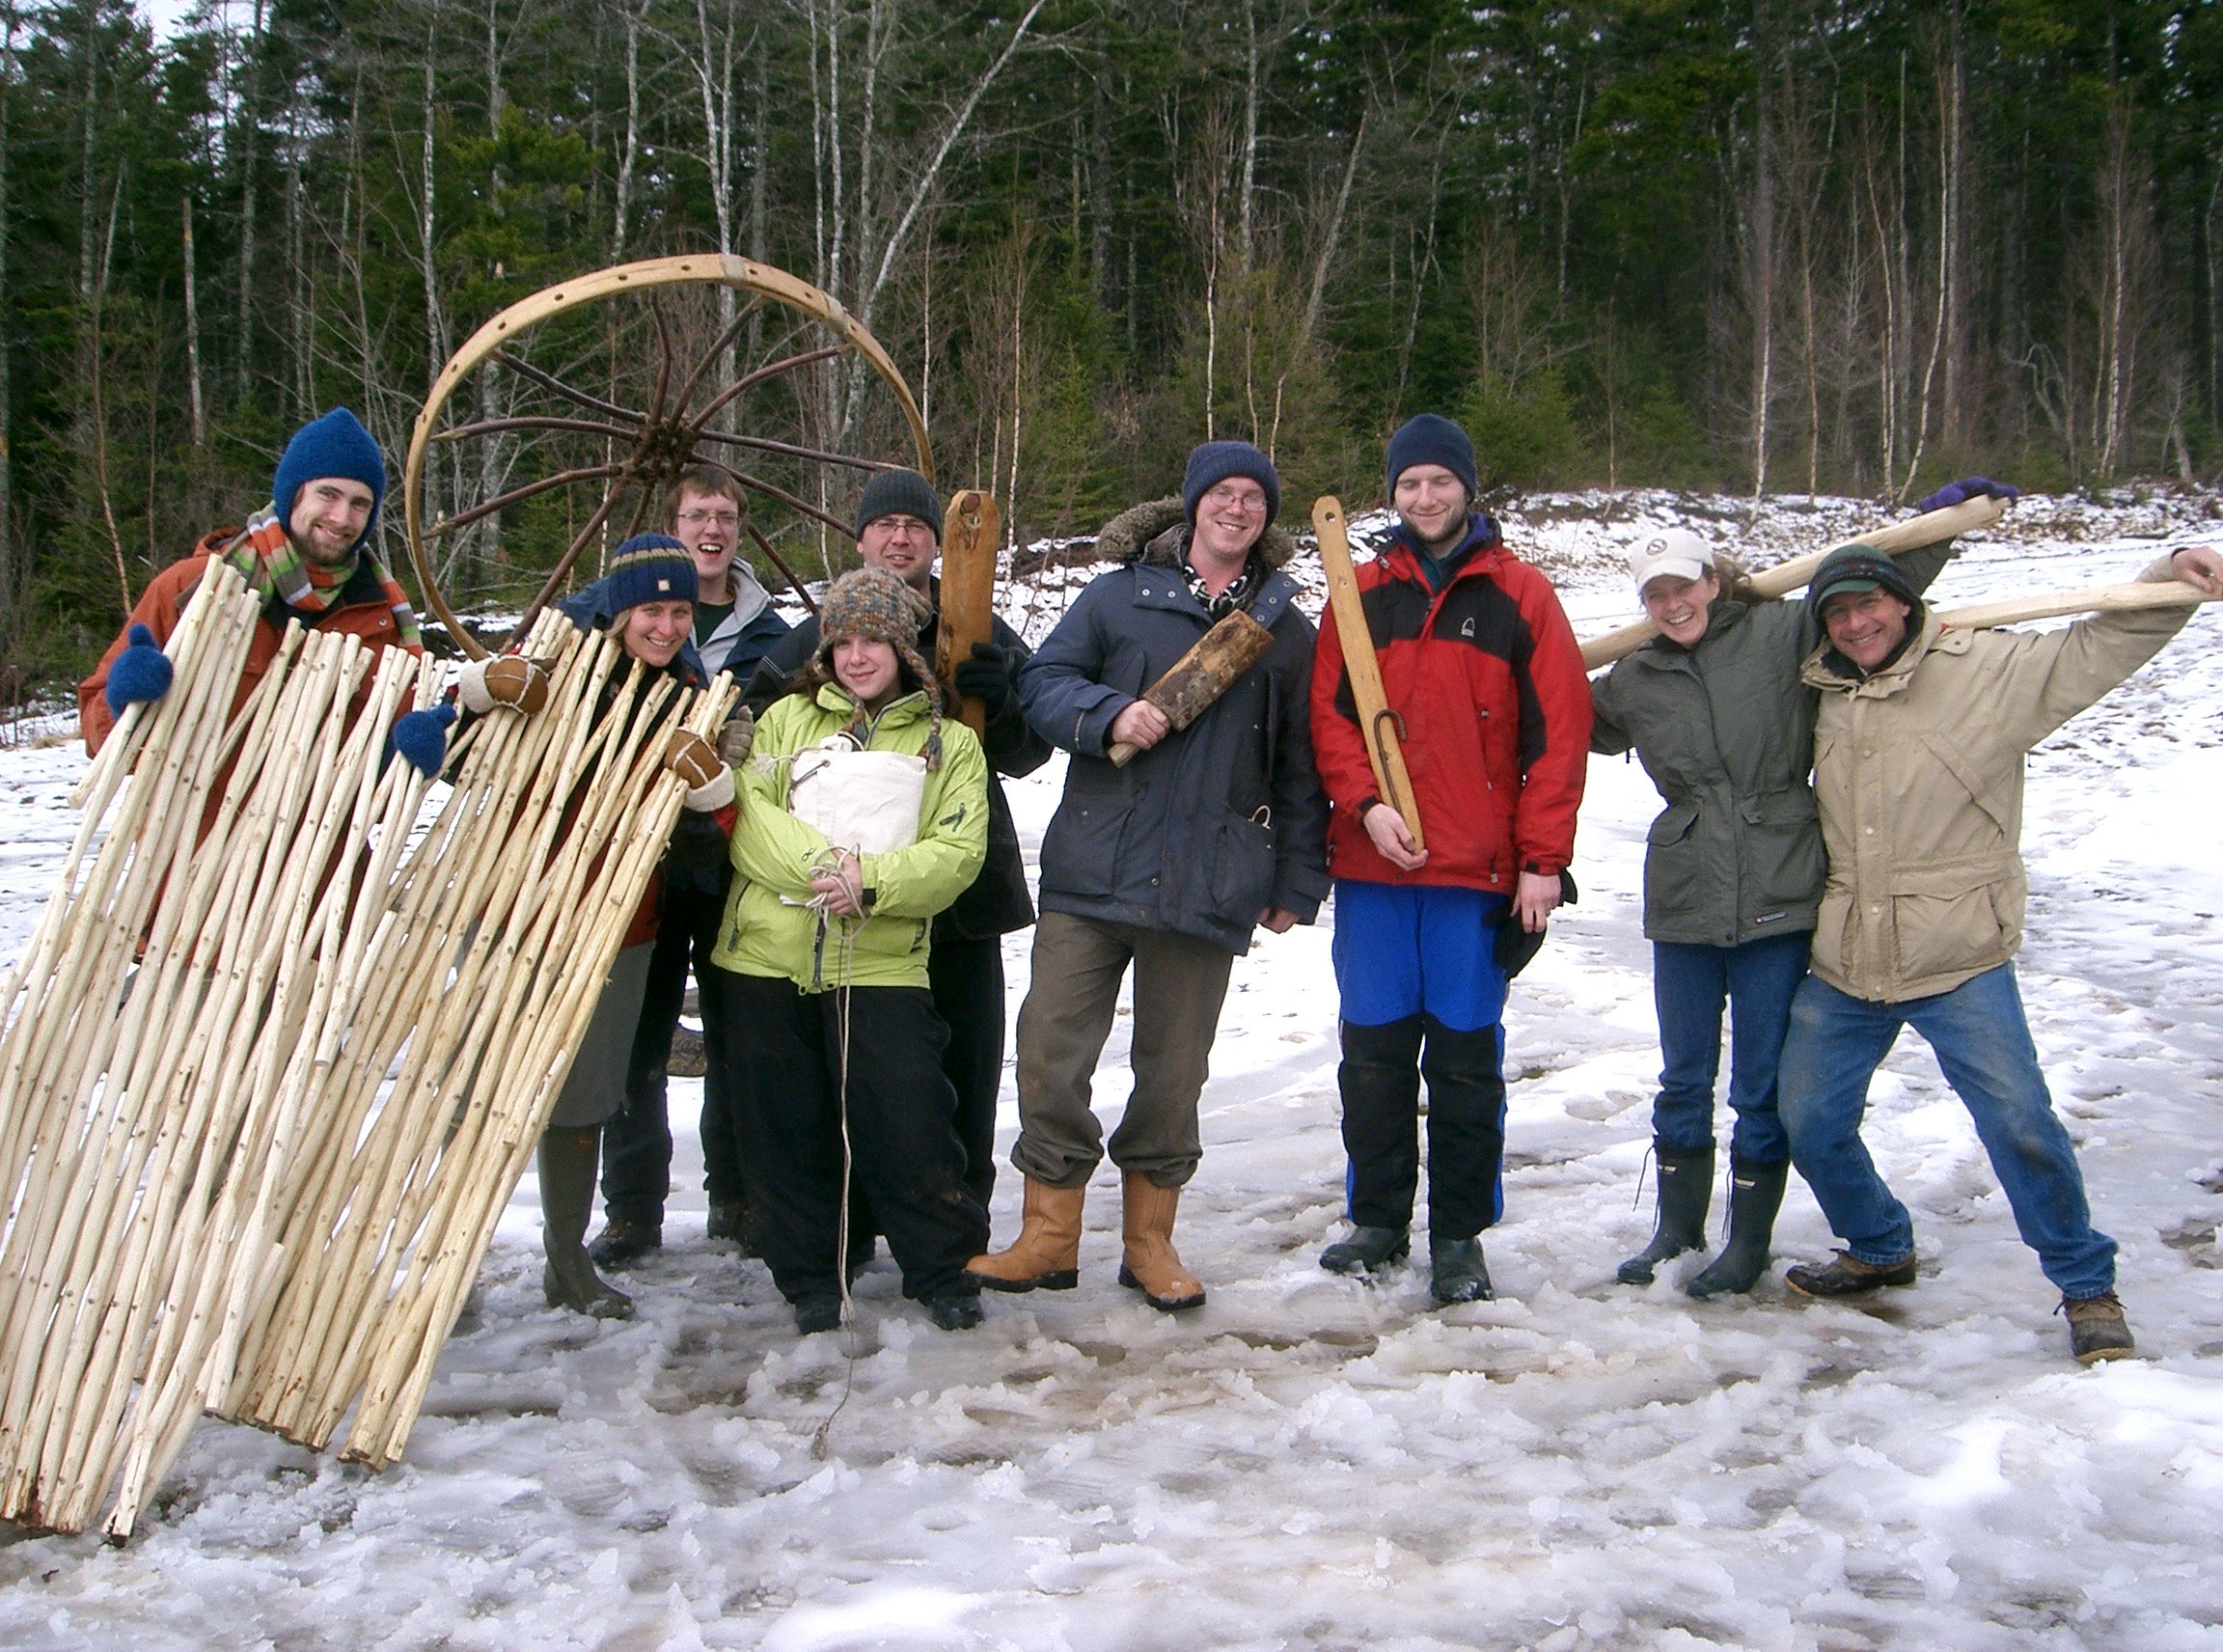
[1776, 537, 2223, 1363]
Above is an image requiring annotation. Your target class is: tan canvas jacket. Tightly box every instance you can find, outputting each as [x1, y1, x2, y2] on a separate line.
[1800, 555, 2194, 1004]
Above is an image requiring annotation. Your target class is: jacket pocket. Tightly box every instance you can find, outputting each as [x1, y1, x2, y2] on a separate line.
[1038, 799, 1126, 898]
[1208, 812, 1278, 925]
[1641, 801, 1705, 922]
[1745, 787, 1825, 912]
[1889, 860, 2015, 984]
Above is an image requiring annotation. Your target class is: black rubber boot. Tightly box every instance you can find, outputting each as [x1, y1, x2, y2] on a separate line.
[1687, 1157, 1789, 1298]
[539, 1127, 634, 1320]
[1617, 1143, 1714, 1285]
[1429, 1235, 1494, 1304]
[1320, 1225, 1411, 1277]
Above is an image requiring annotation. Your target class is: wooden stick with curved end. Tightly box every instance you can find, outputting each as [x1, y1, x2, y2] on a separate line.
[935, 490, 1001, 737]
[406, 254, 933, 659]
[1314, 495, 1425, 854]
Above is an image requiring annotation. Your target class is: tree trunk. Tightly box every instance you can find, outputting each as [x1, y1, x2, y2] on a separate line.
[615, 0, 641, 257]
[0, 4, 16, 647]
[1748, 0, 1775, 501]
[235, 0, 266, 404]
[1303, 105, 1366, 344]
[1238, 0, 1258, 275]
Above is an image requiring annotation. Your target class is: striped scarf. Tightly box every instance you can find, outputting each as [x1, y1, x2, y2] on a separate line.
[221, 507, 422, 649]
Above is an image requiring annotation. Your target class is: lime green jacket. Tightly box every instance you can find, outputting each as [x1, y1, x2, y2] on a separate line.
[711, 682, 989, 991]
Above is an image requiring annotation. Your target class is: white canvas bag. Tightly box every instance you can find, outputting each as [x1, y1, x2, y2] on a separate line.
[787, 734, 927, 855]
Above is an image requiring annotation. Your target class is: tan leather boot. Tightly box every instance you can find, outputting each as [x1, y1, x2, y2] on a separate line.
[965, 1177, 1084, 1291]
[1116, 1171, 1205, 1310]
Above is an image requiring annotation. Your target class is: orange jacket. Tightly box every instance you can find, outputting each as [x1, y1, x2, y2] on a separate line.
[79, 535, 421, 757]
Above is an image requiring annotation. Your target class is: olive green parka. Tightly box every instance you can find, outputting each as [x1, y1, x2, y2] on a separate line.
[1588, 539, 1957, 948]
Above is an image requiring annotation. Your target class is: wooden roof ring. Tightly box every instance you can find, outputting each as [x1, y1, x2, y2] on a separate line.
[404, 254, 933, 660]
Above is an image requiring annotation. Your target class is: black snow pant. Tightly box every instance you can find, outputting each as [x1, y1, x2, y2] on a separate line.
[1340, 1016, 1507, 1241]
[707, 967, 989, 1304]
[930, 933, 1007, 1208]
[599, 873, 741, 1228]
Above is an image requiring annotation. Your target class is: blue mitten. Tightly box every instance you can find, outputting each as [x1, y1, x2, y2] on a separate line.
[1916, 476, 2018, 513]
[386, 703, 457, 779]
[103, 623, 174, 715]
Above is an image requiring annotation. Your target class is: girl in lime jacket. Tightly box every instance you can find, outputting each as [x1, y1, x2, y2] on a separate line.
[707, 567, 991, 1335]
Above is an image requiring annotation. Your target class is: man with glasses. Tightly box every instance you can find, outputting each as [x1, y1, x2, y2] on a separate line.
[589, 466, 791, 1268]
[967, 440, 1329, 1311]
[1307, 415, 1590, 1306]
[740, 468, 1051, 1246]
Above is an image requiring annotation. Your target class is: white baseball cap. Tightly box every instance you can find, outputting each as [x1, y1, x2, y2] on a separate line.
[1630, 528, 1715, 593]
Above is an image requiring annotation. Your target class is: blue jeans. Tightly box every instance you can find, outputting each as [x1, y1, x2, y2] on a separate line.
[1651, 932, 1807, 1165]
[1777, 965, 2117, 1299]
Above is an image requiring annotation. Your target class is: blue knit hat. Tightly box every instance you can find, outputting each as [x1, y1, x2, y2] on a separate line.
[1181, 440, 1280, 530]
[1385, 414, 1478, 501]
[603, 534, 699, 614]
[273, 408, 388, 551]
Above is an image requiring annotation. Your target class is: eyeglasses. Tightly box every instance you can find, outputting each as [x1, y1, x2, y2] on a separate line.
[1201, 484, 1268, 515]
[677, 509, 741, 528]
[868, 514, 933, 537]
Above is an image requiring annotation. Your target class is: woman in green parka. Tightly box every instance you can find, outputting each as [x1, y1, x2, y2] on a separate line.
[705, 566, 993, 1336]
[1588, 482, 2005, 1297]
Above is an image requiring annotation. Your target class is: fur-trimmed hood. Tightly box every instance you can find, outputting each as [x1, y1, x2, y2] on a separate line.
[1093, 497, 1299, 570]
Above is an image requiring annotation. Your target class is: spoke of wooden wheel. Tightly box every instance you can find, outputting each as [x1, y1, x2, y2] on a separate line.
[430, 414, 640, 446]
[689, 343, 848, 431]
[745, 519, 820, 617]
[506, 481, 628, 649]
[691, 428, 898, 472]
[694, 456, 857, 542]
[427, 463, 626, 538]
[673, 295, 766, 422]
[494, 350, 644, 425]
[621, 486, 652, 538]
[644, 292, 676, 426]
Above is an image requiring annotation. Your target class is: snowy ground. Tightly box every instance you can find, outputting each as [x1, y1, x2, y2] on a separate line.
[3, 490, 2222, 1651]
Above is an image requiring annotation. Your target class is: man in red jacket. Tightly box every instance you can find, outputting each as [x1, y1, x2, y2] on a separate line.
[79, 407, 421, 757]
[1308, 414, 1591, 1303]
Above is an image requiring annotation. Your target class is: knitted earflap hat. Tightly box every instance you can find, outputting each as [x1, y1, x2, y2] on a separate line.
[273, 407, 388, 552]
[604, 533, 700, 614]
[818, 564, 945, 762]
[856, 468, 944, 541]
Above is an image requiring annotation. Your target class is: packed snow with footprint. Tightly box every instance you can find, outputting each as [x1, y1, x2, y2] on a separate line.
[3, 489, 2221, 1650]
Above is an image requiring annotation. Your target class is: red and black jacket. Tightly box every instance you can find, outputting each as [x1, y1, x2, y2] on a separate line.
[1309, 516, 1591, 893]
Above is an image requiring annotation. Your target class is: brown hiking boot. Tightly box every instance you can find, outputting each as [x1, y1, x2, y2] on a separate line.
[965, 1176, 1084, 1292]
[1784, 1249, 1917, 1297]
[2062, 1292, 2136, 1363]
[1116, 1171, 1205, 1311]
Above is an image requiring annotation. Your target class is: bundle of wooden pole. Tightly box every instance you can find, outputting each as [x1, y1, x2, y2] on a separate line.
[0, 571, 731, 1539]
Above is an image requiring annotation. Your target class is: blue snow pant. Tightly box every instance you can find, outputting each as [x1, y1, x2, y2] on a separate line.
[1331, 881, 1512, 1240]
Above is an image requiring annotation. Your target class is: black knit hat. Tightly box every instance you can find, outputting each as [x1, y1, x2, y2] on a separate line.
[1385, 413, 1479, 501]
[603, 533, 699, 613]
[1806, 544, 1921, 627]
[856, 469, 943, 541]
[1181, 440, 1280, 530]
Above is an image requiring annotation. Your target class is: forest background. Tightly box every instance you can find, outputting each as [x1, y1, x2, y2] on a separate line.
[2, 0, 2220, 693]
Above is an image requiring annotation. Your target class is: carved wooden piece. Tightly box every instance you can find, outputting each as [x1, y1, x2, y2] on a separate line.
[1312, 496, 1425, 852]
[1106, 609, 1275, 768]
[935, 490, 1002, 738]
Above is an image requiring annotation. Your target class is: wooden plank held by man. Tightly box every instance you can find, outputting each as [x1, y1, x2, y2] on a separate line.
[935, 489, 1001, 737]
[1105, 609, 1276, 767]
[1312, 495, 1425, 853]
